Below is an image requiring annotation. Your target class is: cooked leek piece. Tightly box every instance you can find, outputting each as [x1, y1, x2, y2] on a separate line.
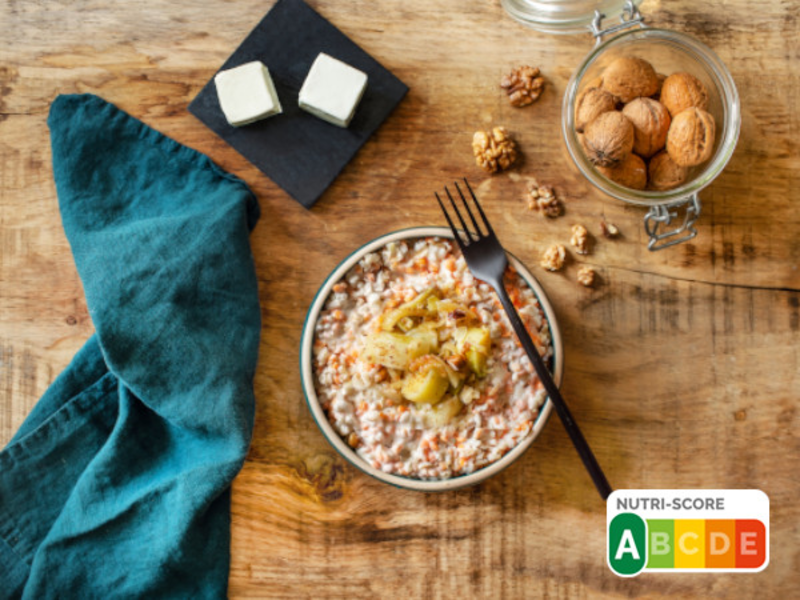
[396, 316, 416, 332]
[465, 348, 488, 378]
[428, 396, 464, 427]
[457, 327, 491, 378]
[381, 288, 439, 331]
[401, 364, 449, 404]
[407, 326, 439, 354]
[362, 332, 433, 370]
[462, 327, 491, 354]
[443, 362, 466, 393]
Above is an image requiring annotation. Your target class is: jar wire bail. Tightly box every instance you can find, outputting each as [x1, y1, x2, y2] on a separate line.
[644, 195, 701, 251]
[590, 0, 647, 46]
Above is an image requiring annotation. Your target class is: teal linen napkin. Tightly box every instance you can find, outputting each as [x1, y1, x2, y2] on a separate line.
[0, 94, 261, 598]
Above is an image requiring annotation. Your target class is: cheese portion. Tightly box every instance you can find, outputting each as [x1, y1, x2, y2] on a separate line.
[214, 61, 282, 127]
[298, 53, 368, 127]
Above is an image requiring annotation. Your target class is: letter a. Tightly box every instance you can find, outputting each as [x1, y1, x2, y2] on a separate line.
[615, 529, 641, 561]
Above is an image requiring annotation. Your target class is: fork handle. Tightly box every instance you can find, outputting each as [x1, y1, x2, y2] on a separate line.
[494, 282, 613, 501]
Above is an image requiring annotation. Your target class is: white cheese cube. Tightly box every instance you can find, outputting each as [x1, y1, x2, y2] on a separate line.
[298, 53, 368, 128]
[214, 61, 282, 127]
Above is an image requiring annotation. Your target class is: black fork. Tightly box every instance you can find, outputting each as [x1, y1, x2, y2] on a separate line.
[436, 179, 613, 501]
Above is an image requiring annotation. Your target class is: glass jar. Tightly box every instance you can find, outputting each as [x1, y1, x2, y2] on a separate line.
[504, 1, 741, 250]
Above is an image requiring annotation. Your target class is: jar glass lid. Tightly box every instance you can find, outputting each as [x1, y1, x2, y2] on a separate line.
[501, 0, 642, 34]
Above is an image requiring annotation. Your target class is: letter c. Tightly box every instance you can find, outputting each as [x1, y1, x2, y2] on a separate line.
[679, 532, 699, 555]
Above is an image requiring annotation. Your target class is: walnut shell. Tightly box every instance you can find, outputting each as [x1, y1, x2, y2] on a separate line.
[660, 72, 709, 117]
[582, 111, 634, 167]
[575, 87, 618, 133]
[622, 98, 671, 158]
[666, 108, 716, 167]
[602, 56, 660, 103]
[648, 150, 689, 191]
[586, 75, 604, 90]
[596, 153, 647, 190]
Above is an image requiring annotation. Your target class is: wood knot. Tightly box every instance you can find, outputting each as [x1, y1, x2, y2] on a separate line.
[65, 315, 78, 326]
[734, 409, 747, 422]
[297, 454, 349, 502]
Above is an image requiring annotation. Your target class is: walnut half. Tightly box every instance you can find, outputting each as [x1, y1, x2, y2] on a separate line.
[577, 266, 596, 288]
[528, 184, 563, 217]
[473, 127, 518, 173]
[570, 224, 591, 255]
[501, 66, 545, 107]
[540, 244, 566, 272]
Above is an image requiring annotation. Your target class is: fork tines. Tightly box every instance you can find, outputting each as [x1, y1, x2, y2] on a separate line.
[435, 179, 495, 249]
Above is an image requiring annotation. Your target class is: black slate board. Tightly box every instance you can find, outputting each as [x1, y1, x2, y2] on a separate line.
[188, 0, 408, 208]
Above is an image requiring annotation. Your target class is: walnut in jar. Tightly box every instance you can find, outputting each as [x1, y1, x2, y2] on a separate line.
[648, 150, 689, 190]
[501, 66, 545, 107]
[666, 107, 716, 167]
[660, 72, 709, 117]
[621, 97, 671, 158]
[575, 87, 619, 133]
[472, 127, 518, 173]
[596, 153, 647, 190]
[581, 111, 635, 167]
[602, 56, 660, 103]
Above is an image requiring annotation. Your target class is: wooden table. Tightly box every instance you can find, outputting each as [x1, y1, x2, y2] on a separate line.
[1, 0, 798, 596]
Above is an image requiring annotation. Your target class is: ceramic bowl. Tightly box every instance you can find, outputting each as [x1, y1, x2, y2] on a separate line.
[299, 227, 564, 491]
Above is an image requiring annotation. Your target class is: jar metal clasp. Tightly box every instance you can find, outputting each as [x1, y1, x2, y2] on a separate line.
[643, 195, 701, 251]
[590, 1, 646, 46]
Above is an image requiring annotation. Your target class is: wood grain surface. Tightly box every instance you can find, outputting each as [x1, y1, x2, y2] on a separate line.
[1, 0, 798, 597]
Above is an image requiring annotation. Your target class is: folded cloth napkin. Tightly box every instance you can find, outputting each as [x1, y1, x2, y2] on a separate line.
[0, 94, 261, 598]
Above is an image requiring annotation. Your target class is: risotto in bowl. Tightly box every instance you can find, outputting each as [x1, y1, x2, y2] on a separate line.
[300, 227, 563, 491]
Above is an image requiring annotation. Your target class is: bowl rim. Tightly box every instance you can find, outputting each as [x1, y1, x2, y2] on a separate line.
[299, 226, 564, 492]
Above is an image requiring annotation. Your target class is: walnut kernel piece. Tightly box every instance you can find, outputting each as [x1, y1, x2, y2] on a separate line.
[501, 66, 545, 107]
[622, 98, 671, 158]
[540, 244, 566, 272]
[582, 111, 634, 167]
[600, 221, 620, 239]
[666, 107, 716, 167]
[577, 266, 596, 287]
[660, 72, 709, 117]
[602, 56, 660, 103]
[648, 150, 689, 190]
[596, 153, 647, 190]
[473, 127, 518, 173]
[528, 184, 563, 217]
[570, 224, 590, 255]
[575, 87, 618, 133]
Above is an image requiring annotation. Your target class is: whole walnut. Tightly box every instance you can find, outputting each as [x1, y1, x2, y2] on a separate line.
[582, 111, 634, 167]
[666, 108, 716, 167]
[596, 153, 647, 190]
[602, 56, 660, 103]
[648, 150, 689, 191]
[575, 87, 618, 133]
[622, 98, 671, 157]
[660, 72, 709, 117]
